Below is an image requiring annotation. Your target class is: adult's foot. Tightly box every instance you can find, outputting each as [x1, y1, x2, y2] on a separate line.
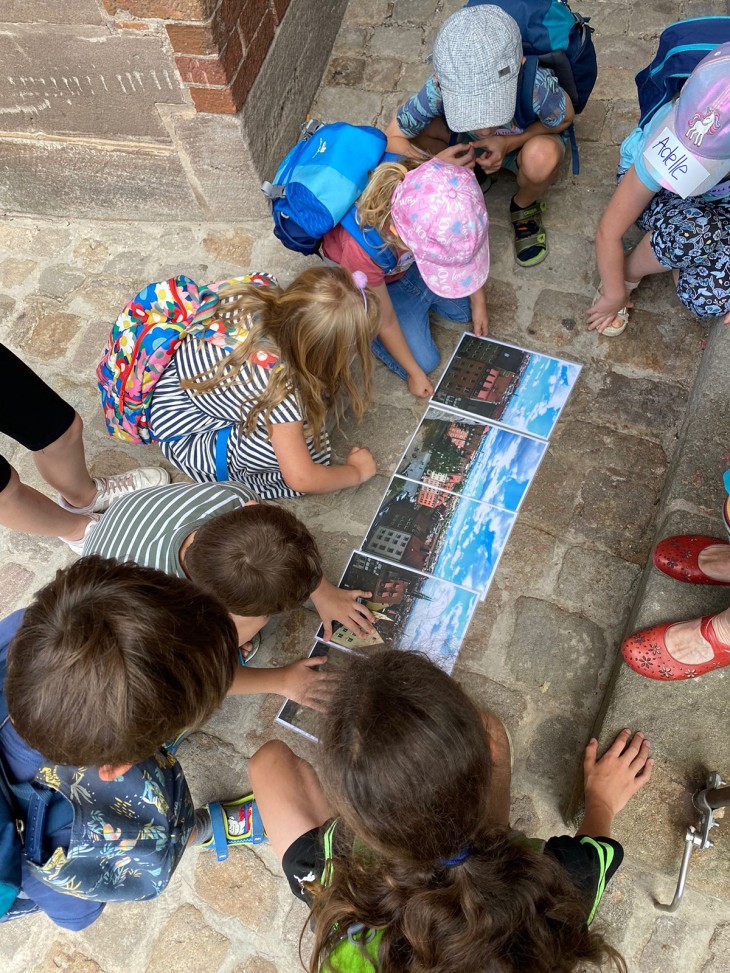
[660, 608, 730, 666]
[697, 544, 730, 582]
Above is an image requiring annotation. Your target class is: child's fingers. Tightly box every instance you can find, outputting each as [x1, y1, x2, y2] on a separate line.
[628, 737, 651, 769]
[583, 737, 598, 773]
[605, 727, 633, 758]
[321, 621, 333, 642]
[621, 730, 645, 762]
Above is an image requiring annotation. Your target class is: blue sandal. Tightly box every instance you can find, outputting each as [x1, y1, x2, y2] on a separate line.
[202, 794, 267, 860]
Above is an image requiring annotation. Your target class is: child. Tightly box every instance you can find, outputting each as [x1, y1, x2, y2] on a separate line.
[385, 5, 573, 268]
[0, 343, 167, 553]
[84, 479, 375, 706]
[0, 557, 260, 928]
[250, 650, 653, 973]
[588, 44, 730, 336]
[148, 267, 378, 498]
[322, 156, 490, 399]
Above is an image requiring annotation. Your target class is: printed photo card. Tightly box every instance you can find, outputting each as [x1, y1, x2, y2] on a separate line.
[362, 475, 515, 598]
[432, 335, 581, 440]
[316, 551, 478, 674]
[396, 407, 547, 513]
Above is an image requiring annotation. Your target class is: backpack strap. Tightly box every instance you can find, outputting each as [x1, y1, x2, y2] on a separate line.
[514, 57, 539, 131]
[214, 426, 233, 482]
[340, 207, 398, 273]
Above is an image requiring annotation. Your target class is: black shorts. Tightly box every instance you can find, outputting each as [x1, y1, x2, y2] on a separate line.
[0, 345, 76, 490]
[281, 823, 330, 904]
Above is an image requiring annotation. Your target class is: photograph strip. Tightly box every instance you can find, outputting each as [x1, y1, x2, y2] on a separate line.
[276, 336, 581, 740]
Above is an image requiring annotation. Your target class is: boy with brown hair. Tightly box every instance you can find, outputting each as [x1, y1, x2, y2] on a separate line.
[83, 481, 375, 709]
[0, 557, 262, 928]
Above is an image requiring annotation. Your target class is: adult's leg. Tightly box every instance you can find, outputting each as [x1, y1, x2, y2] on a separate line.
[249, 740, 332, 861]
[0, 462, 90, 539]
[33, 413, 97, 509]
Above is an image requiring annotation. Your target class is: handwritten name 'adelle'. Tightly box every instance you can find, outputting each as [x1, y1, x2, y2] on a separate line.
[650, 135, 690, 179]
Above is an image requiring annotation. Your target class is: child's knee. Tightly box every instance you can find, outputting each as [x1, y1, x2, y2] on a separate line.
[250, 739, 295, 782]
[519, 137, 563, 183]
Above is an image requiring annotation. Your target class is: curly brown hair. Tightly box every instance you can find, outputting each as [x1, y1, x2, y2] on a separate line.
[307, 650, 627, 973]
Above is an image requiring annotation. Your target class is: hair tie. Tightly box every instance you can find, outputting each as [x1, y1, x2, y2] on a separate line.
[439, 848, 471, 868]
[351, 270, 369, 312]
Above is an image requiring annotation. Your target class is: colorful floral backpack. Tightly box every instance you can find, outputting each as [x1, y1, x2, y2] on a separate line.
[97, 272, 277, 444]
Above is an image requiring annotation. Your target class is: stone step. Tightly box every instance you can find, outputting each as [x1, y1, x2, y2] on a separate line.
[573, 321, 730, 902]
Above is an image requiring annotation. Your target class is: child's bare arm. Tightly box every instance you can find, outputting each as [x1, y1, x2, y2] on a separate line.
[577, 729, 654, 837]
[469, 287, 489, 337]
[228, 657, 338, 710]
[270, 421, 376, 495]
[373, 284, 433, 398]
[587, 169, 656, 332]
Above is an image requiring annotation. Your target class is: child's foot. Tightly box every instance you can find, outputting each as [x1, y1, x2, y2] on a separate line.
[510, 196, 548, 267]
[58, 467, 170, 515]
[196, 795, 267, 860]
[59, 514, 100, 555]
[238, 632, 262, 665]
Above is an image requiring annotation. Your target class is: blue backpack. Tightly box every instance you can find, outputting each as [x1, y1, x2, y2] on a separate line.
[635, 17, 730, 128]
[466, 0, 597, 173]
[261, 120, 399, 271]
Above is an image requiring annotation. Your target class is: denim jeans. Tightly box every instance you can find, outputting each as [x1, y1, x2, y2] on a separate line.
[371, 262, 472, 378]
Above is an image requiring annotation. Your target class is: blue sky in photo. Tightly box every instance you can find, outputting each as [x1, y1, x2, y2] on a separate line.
[500, 357, 581, 439]
[433, 498, 515, 594]
[399, 576, 477, 673]
[462, 426, 546, 511]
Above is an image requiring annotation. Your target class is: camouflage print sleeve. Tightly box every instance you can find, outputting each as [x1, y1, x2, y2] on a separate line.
[396, 76, 445, 137]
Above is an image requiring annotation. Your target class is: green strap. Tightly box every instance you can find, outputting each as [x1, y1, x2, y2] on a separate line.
[579, 836, 614, 925]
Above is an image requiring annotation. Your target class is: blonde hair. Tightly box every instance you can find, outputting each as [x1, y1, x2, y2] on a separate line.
[180, 267, 380, 449]
[356, 157, 421, 250]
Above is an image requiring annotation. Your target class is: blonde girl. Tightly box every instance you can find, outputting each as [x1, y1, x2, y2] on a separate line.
[149, 267, 379, 499]
[321, 155, 490, 399]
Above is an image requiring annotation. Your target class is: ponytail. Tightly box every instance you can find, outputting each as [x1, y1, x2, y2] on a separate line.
[356, 158, 421, 249]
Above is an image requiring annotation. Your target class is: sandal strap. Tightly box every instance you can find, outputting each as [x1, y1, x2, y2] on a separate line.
[250, 799, 266, 845]
[700, 614, 730, 656]
[515, 232, 546, 256]
[510, 199, 546, 222]
[208, 802, 230, 862]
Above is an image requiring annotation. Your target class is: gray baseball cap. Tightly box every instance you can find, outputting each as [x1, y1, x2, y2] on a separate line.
[433, 6, 523, 133]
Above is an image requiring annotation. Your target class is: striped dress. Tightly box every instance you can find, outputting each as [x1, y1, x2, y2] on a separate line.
[149, 333, 331, 500]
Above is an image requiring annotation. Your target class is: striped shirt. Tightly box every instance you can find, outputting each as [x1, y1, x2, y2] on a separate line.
[149, 333, 331, 500]
[83, 481, 257, 575]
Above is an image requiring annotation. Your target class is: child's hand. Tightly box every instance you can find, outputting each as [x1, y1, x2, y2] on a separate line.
[473, 136, 508, 174]
[583, 729, 653, 820]
[282, 657, 339, 712]
[347, 446, 377, 484]
[586, 290, 633, 332]
[436, 144, 476, 169]
[314, 585, 376, 643]
[469, 288, 489, 337]
[407, 370, 434, 399]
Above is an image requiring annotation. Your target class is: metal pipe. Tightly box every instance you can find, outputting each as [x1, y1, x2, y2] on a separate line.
[704, 785, 730, 810]
[655, 829, 698, 913]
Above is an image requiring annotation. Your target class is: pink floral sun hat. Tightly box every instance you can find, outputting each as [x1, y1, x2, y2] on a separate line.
[391, 159, 490, 299]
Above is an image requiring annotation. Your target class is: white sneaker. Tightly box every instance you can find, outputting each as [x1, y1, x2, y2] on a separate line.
[60, 514, 100, 555]
[58, 467, 170, 515]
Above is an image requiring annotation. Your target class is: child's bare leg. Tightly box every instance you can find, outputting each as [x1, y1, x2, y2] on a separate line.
[249, 740, 332, 860]
[513, 135, 564, 208]
[33, 413, 97, 509]
[623, 231, 672, 283]
[480, 710, 512, 827]
[0, 465, 91, 540]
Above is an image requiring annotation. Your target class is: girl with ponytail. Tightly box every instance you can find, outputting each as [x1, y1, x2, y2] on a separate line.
[250, 650, 652, 973]
[149, 267, 379, 499]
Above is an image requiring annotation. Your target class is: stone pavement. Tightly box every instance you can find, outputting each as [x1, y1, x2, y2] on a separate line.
[1, 1, 730, 971]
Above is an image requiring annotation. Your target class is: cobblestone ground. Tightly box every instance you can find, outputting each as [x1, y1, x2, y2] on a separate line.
[2, 1, 730, 971]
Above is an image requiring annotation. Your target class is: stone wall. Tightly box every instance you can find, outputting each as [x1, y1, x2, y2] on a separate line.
[0, 0, 347, 220]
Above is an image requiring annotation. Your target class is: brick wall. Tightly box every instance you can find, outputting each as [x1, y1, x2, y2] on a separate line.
[103, 0, 292, 113]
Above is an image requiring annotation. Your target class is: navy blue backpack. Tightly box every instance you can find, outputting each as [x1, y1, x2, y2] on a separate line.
[635, 17, 730, 129]
[466, 0, 597, 172]
[261, 120, 399, 271]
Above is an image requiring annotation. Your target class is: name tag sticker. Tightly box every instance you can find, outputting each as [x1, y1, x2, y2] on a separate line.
[643, 127, 710, 197]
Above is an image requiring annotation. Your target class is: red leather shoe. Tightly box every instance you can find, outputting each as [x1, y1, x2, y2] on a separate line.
[622, 613, 730, 680]
[652, 535, 730, 586]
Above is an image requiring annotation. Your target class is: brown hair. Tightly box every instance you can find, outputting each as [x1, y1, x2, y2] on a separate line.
[6, 556, 238, 767]
[356, 157, 421, 251]
[180, 266, 380, 450]
[184, 502, 323, 616]
[308, 650, 626, 973]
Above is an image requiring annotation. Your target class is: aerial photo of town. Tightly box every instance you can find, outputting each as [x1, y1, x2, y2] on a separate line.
[433, 336, 581, 439]
[396, 407, 547, 511]
[363, 475, 515, 596]
[317, 552, 477, 671]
